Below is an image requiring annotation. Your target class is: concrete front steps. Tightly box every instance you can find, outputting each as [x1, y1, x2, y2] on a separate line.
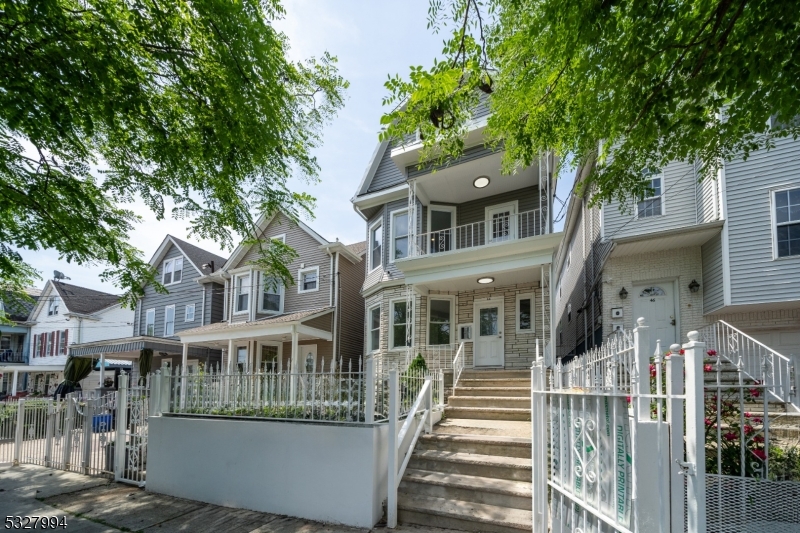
[397, 370, 533, 533]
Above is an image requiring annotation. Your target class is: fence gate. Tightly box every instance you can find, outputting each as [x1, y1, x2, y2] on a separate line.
[532, 319, 706, 533]
[115, 373, 149, 486]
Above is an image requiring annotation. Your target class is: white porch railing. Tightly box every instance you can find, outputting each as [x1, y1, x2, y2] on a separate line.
[698, 320, 799, 411]
[452, 342, 465, 388]
[410, 207, 548, 257]
[387, 368, 433, 528]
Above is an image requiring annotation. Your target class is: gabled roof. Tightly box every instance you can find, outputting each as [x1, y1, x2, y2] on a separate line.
[149, 235, 228, 277]
[0, 288, 40, 322]
[346, 241, 367, 256]
[51, 281, 121, 316]
[222, 211, 329, 271]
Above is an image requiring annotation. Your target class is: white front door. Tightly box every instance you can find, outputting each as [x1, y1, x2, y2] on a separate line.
[632, 284, 676, 356]
[486, 203, 516, 244]
[474, 298, 504, 367]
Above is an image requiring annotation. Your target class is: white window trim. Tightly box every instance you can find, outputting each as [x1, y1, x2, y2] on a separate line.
[388, 297, 413, 350]
[426, 205, 457, 234]
[259, 272, 284, 313]
[145, 308, 156, 335]
[161, 257, 184, 286]
[457, 323, 473, 343]
[427, 295, 456, 345]
[515, 292, 535, 334]
[389, 208, 410, 263]
[185, 304, 195, 322]
[298, 266, 320, 294]
[271, 234, 286, 243]
[368, 219, 383, 272]
[635, 173, 665, 219]
[771, 186, 800, 260]
[484, 201, 519, 243]
[233, 273, 250, 314]
[367, 303, 381, 353]
[164, 305, 175, 337]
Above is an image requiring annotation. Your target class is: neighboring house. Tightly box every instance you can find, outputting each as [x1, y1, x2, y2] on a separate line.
[351, 112, 561, 370]
[0, 288, 40, 396]
[25, 281, 133, 396]
[554, 134, 800, 360]
[68, 235, 228, 383]
[177, 212, 366, 375]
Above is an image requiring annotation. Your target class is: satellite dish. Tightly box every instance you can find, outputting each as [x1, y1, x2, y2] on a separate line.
[53, 270, 71, 281]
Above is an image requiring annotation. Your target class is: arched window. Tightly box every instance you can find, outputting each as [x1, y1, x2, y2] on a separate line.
[639, 286, 666, 297]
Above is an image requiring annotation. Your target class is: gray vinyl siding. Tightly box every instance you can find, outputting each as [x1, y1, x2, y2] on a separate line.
[337, 252, 366, 363]
[603, 160, 697, 239]
[205, 282, 224, 325]
[366, 142, 405, 193]
[701, 233, 725, 313]
[695, 161, 720, 224]
[134, 244, 205, 340]
[725, 136, 800, 305]
[229, 212, 333, 318]
[408, 144, 498, 179]
[304, 312, 333, 332]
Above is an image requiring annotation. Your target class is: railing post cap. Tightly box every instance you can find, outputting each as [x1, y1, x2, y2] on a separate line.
[687, 330, 700, 342]
[669, 343, 682, 354]
[636, 317, 646, 327]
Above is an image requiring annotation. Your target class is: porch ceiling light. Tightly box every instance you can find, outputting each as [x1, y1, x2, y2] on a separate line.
[473, 176, 490, 188]
[477, 277, 494, 284]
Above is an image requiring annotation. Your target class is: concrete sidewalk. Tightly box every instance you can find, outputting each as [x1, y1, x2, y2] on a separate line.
[0, 465, 463, 533]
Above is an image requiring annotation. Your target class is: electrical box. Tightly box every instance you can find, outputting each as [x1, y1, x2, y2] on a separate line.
[611, 307, 623, 319]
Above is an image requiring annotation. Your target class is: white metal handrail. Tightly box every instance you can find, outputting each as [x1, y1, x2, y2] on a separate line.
[410, 208, 547, 257]
[406, 343, 459, 371]
[698, 320, 798, 411]
[453, 342, 465, 389]
[387, 369, 432, 529]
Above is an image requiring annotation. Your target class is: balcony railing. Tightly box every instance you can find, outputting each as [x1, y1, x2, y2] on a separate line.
[0, 350, 25, 364]
[410, 208, 548, 258]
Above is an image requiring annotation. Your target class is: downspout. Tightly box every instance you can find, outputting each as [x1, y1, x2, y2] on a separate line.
[223, 279, 229, 323]
[137, 300, 142, 336]
[201, 285, 206, 326]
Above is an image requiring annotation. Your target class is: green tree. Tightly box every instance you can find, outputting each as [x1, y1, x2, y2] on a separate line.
[381, 0, 800, 205]
[0, 0, 347, 314]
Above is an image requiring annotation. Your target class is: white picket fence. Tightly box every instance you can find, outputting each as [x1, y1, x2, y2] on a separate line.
[534, 318, 800, 532]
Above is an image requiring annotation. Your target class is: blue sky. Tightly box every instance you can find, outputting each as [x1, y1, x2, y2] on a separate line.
[27, 0, 572, 293]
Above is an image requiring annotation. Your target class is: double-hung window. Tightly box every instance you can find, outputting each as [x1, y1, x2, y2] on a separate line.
[637, 170, 663, 218]
[163, 257, 184, 285]
[368, 305, 381, 352]
[185, 304, 195, 322]
[391, 210, 409, 261]
[369, 222, 382, 270]
[428, 298, 453, 345]
[58, 330, 67, 355]
[261, 274, 282, 312]
[145, 308, 155, 336]
[298, 267, 319, 293]
[33, 335, 41, 358]
[234, 274, 250, 313]
[390, 300, 411, 349]
[775, 188, 800, 258]
[45, 332, 53, 356]
[48, 297, 59, 316]
[516, 293, 534, 333]
[164, 305, 175, 336]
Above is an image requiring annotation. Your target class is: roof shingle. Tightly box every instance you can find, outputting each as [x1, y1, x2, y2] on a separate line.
[169, 236, 228, 274]
[52, 282, 121, 315]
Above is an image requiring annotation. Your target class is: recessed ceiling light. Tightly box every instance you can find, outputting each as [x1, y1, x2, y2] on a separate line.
[477, 277, 494, 284]
[473, 176, 490, 188]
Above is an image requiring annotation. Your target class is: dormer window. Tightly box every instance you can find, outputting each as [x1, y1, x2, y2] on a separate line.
[163, 257, 184, 285]
[48, 297, 59, 316]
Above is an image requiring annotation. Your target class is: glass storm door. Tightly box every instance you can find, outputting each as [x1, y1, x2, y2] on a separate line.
[486, 204, 515, 243]
[474, 297, 504, 367]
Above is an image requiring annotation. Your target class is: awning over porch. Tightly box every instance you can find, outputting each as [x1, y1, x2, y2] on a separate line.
[68, 336, 212, 360]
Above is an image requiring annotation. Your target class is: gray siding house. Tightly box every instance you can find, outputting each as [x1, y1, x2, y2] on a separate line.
[352, 110, 561, 371]
[555, 134, 800, 359]
[177, 212, 366, 374]
[68, 235, 228, 376]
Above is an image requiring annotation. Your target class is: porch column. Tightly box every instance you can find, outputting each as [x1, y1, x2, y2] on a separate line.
[11, 370, 18, 396]
[290, 325, 299, 372]
[99, 352, 105, 390]
[227, 339, 235, 373]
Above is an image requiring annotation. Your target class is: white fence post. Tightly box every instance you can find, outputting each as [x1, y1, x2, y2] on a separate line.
[160, 365, 171, 414]
[44, 401, 54, 467]
[81, 395, 92, 474]
[115, 371, 129, 482]
[531, 361, 548, 533]
[13, 399, 24, 465]
[437, 370, 444, 408]
[150, 370, 161, 417]
[666, 344, 685, 533]
[684, 331, 707, 533]
[387, 368, 398, 529]
[365, 357, 375, 423]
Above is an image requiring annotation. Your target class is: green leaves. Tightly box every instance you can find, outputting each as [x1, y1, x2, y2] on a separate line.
[0, 0, 347, 307]
[381, 0, 800, 207]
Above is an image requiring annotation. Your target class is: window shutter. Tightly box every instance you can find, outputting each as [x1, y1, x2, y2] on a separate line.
[40, 333, 45, 357]
[63, 329, 69, 354]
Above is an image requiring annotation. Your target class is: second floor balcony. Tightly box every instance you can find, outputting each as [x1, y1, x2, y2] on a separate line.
[0, 350, 26, 364]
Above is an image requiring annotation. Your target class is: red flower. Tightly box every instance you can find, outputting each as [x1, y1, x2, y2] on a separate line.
[704, 364, 713, 372]
[753, 436, 765, 443]
[680, 349, 685, 355]
[707, 349, 717, 357]
[744, 424, 754, 435]
[753, 417, 763, 424]
[749, 389, 761, 398]
[724, 432, 737, 441]
[704, 417, 713, 426]
[626, 396, 631, 404]
[649, 364, 657, 378]
[752, 449, 767, 461]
